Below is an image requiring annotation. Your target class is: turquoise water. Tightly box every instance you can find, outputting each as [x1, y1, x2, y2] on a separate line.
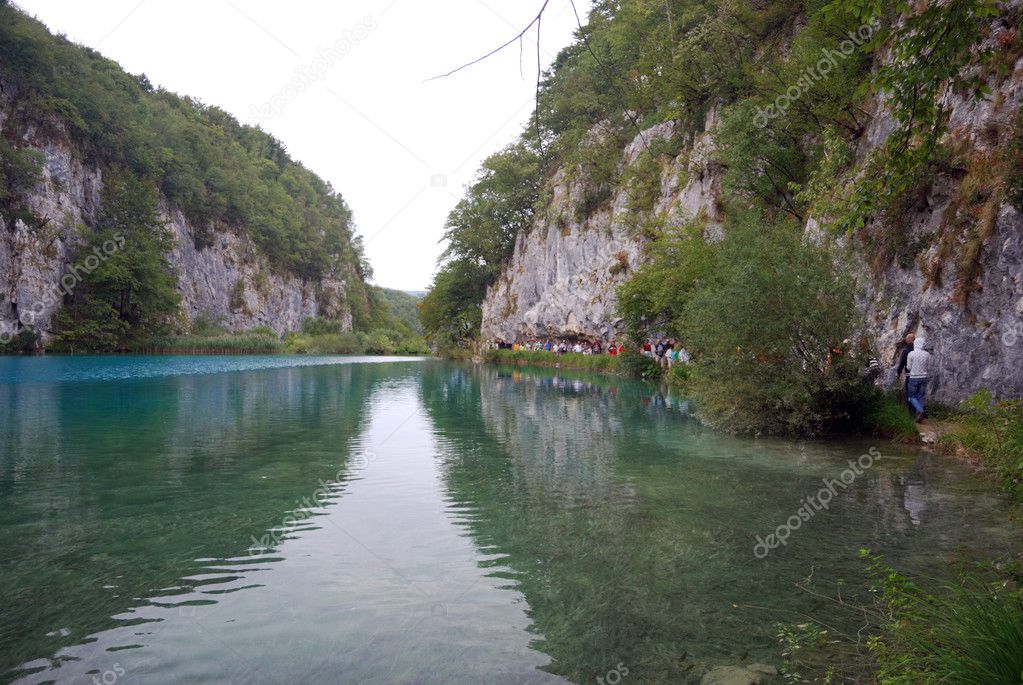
[0, 356, 1019, 684]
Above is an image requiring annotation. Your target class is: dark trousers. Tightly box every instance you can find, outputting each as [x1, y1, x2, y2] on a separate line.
[907, 377, 928, 414]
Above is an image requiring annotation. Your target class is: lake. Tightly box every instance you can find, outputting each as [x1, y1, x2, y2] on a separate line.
[1, 356, 1019, 684]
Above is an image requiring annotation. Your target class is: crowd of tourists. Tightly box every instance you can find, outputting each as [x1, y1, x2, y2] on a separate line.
[496, 330, 934, 423]
[493, 337, 692, 367]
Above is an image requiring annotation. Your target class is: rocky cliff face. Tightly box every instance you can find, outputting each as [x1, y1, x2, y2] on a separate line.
[0, 102, 352, 344]
[481, 42, 1023, 405]
[481, 117, 723, 344]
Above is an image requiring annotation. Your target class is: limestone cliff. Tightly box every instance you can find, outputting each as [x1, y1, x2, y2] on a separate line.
[481, 118, 723, 344]
[481, 31, 1023, 406]
[0, 91, 354, 344]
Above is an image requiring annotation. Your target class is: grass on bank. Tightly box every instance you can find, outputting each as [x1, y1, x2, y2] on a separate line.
[137, 316, 430, 356]
[778, 551, 1023, 684]
[938, 390, 1023, 499]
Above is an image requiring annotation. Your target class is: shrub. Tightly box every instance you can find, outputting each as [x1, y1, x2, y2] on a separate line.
[141, 330, 282, 353]
[667, 362, 690, 388]
[616, 350, 661, 379]
[0, 327, 41, 354]
[683, 213, 874, 435]
[301, 316, 344, 336]
[863, 550, 1023, 685]
[484, 348, 623, 374]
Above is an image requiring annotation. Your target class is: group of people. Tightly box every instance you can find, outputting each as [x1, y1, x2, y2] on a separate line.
[493, 337, 692, 368]
[894, 332, 934, 423]
[496, 339, 624, 355]
[639, 339, 691, 368]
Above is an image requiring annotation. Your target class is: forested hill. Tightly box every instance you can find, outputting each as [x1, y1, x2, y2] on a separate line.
[0, 2, 379, 349]
[422, 0, 1023, 430]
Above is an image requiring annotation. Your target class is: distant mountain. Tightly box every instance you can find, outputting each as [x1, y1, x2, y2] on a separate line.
[374, 287, 423, 335]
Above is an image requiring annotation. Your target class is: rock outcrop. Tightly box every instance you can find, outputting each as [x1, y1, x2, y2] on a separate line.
[0, 95, 354, 344]
[480, 25, 1023, 406]
[481, 119, 722, 344]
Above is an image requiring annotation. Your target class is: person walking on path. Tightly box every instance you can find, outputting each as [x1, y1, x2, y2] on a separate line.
[895, 332, 916, 412]
[906, 338, 933, 423]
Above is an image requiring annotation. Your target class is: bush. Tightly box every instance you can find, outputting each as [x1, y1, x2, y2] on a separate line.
[682, 214, 874, 435]
[0, 327, 41, 354]
[667, 362, 690, 388]
[282, 329, 429, 356]
[484, 348, 623, 374]
[301, 316, 344, 336]
[616, 350, 661, 379]
[141, 330, 282, 353]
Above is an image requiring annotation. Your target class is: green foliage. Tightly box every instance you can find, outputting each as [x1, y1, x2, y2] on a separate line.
[666, 361, 690, 388]
[283, 328, 429, 356]
[441, 141, 540, 282]
[301, 316, 343, 336]
[1004, 110, 1023, 212]
[842, 0, 998, 144]
[426, 0, 1009, 393]
[622, 148, 663, 215]
[373, 288, 423, 335]
[867, 392, 920, 442]
[143, 329, 283, 353]
[419, 259, 487, 347]
[616, 219, 717, 341]
[52, 170, 180, 352]
[483, 348, 623, 375]
[190, 311, 228, 336]
[0, 136, 45, 220]
[0, 4, 366, 282]
[0, 328, 41, 354]
[938, 390, 1023, 498]
[862, 550, 1023, 685]
[681, 213, 873, 434]
[421, 141, 540, 347]
[615, 350, 661, 380]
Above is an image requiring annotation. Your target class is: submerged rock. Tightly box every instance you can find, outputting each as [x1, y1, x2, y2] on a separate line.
[700, 663, 778, 685]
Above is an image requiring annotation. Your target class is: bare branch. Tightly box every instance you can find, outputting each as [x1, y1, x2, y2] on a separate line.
[425, 0, 553, 82]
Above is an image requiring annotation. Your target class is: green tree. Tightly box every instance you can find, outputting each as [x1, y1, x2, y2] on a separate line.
[616, 220, 718, 341]
[55, 171, 180, 351]
[419, 259, 490, 347]
[682, 214, 870, 434]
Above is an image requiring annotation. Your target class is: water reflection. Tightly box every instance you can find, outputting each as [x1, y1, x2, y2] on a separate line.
[1, 360, 398, 682]
[1, 359, 1019, 685]
[420, 363, 1021, 683]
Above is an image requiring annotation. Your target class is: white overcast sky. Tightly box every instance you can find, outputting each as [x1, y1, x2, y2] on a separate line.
[16, 0, 590, 291]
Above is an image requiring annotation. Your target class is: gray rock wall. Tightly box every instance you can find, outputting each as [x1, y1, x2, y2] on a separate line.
[0, 110, 353, 344]
[481, 40, 1023, 405]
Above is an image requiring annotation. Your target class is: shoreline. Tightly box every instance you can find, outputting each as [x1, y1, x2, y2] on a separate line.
[472, 349, 1021, 501]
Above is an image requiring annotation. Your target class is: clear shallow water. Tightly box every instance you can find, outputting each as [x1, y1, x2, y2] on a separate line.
[1, 356, 1020, 684]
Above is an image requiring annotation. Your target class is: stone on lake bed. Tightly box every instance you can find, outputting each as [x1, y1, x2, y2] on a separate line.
[701, 663, 778, 685]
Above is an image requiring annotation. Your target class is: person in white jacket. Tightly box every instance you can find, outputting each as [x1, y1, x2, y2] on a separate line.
[905, 339, 933, 422]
